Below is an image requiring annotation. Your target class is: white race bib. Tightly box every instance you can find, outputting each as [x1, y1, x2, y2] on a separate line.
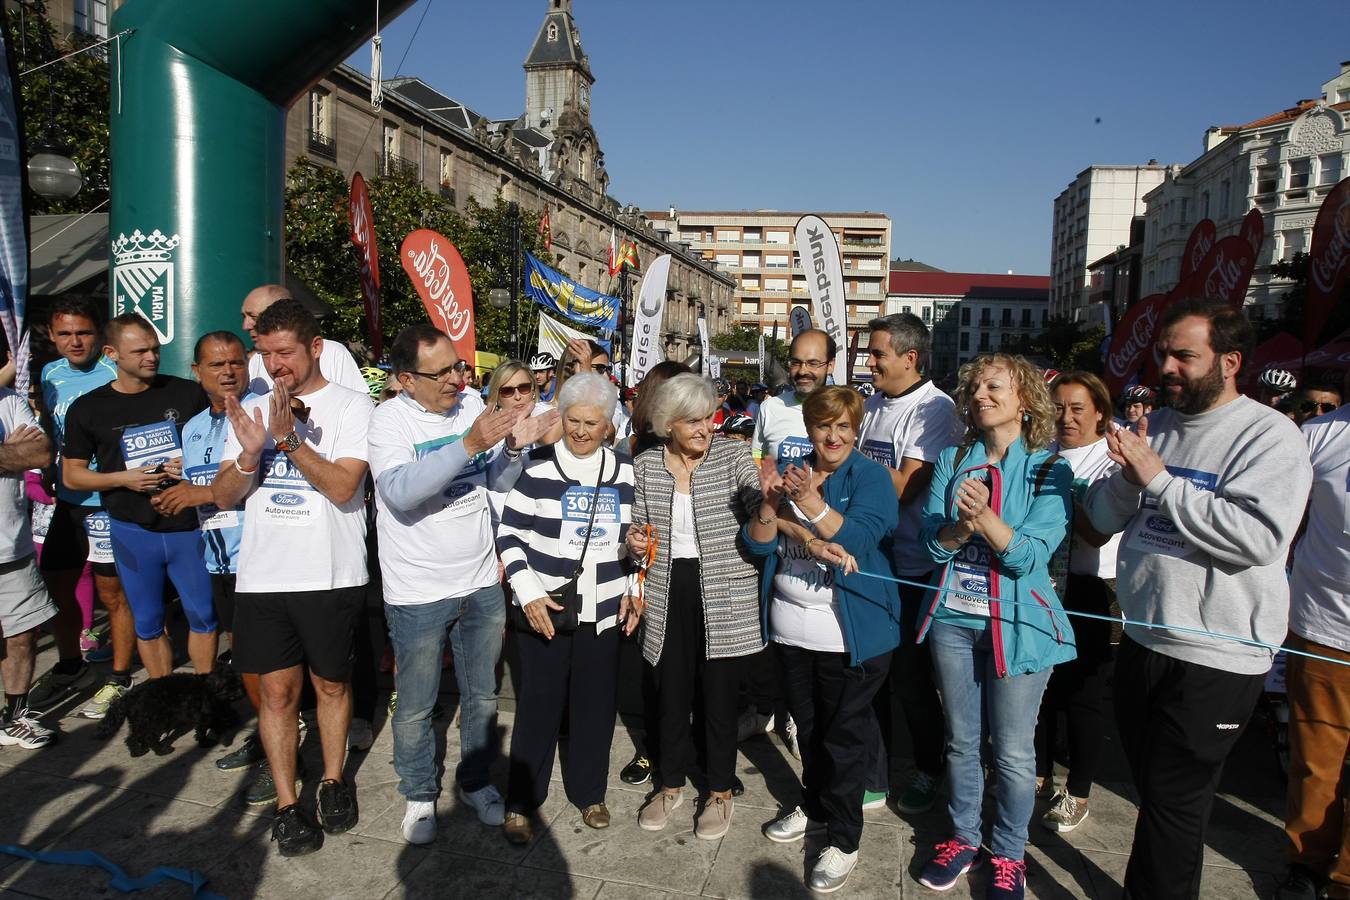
[432, 478, 488, 521]
[1125, 466, 1218, 559]
[258, 451, 318, 527]
[120, 421, 182, 469]
[946, 537, 993, 618]
[84, 511, 114, 564]
[560, 485, 620, 555]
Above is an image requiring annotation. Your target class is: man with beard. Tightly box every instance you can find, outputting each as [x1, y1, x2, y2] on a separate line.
[1084, 298, 1312, 900]
[752, 330, 833, 471]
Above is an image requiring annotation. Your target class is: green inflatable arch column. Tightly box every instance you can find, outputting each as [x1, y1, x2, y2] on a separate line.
[108, 0, 414, 375]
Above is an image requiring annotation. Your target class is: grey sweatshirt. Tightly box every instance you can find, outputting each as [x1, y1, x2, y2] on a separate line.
[1084, 395, 1312, 674]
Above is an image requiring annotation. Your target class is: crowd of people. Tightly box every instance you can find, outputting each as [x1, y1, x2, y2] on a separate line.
[0, 291, 1344, 900]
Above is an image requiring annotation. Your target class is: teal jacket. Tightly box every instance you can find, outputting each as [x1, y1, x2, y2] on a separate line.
[743, 448, 901, 667]
[917, 439, 1077, 677]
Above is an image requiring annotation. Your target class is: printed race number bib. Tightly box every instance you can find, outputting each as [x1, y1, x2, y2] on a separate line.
[120, 421, 181, 469]
[84, 511, 114, 564]
[861, 438, 896, 469]
[258, 451, 317, 527]
[777, 436, 813, 474]
[432, 477, 487, 521]
[946, 537, 993, 618]
[185, 463, 238, 532]
[1125, 466, 1218, 559]
[560, 486, 620, 555]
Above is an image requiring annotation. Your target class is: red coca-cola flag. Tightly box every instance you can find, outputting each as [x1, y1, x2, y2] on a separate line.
[1189, 235, 1256, 310]
[1103, 292, 1168, 395]
[400, 229, 476, 365]
[1240, 208, 1265, 256]
[1304, 177, 1350, 350]
[348, 173, 382, 357]
[1179, 218, 1216, 280]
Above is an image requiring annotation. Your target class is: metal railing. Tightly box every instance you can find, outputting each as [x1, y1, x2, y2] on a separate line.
[307, 130, 337, 161]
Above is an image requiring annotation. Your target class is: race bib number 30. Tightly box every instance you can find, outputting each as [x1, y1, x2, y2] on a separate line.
[1126, 466, 1217, 558]
[561, 486, 620, 554]
[258, 451, 317, 527]
[84, 511, 114, 564]
[777, 436, 813, 474]
[946, 537, 993, 618]
[185, 463, 238, 531]
[120, 421, 181, 469]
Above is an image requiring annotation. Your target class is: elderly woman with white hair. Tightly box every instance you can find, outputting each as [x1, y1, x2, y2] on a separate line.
[625, 373, 764, 840]
[495, 373, 637, 843]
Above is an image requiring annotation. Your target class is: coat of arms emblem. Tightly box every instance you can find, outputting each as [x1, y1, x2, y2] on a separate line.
[112, 229, 180, 343]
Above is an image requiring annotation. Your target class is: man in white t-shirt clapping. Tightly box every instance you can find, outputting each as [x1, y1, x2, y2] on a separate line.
[857, 313, 961, 814]
[213, 300, 374, 859]
[368, 324, 557, 845]
[240, 284, 366, 396]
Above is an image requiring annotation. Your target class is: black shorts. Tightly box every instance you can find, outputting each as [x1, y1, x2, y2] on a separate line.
[233, 585, 365, 681]
[211, 573, 238, 633]
[38, 499, 119, 578]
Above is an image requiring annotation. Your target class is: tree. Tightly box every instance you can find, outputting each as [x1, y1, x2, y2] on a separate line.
[7, 4, 110, 214]
[1007, 316, 1105, 373]
[712, 323, 788, 383]
[283, 157, 552, 362]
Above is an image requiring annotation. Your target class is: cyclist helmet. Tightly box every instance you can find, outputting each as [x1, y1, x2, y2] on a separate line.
[360, 366, 388, 400]
[856, 383, 875, 397]
[713, 377, 731, 395]
[529, 352, 557, 372]
[719, 413, 755, 437]
[1121, 384, 1157, 405]
[1258, 366, 1297, 394]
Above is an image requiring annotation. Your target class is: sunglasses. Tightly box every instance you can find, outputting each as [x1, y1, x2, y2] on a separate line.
[1300, 401, 1338, 415]
[289, 398, 310, 424]
[410, 360, 470, 382]
[498, 384, 534, 399]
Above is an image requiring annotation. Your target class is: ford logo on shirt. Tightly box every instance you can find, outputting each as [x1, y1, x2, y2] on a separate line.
[959, 577, 984, 592]
[1146, 515, 1176, 534]
[270, 492, 305, 506]
[576, 525, 608, 539]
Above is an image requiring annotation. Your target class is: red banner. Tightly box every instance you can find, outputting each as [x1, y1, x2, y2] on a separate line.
[1304, 177, 1350, 350]
[1188, 235, 1257, 310]
[1103, 292, 1168, 394]
[1240, 208, 1265, 256]
[400, 229, 476, 364]
[1179, 218, 1216, 281]
[348, 173, 382, 357]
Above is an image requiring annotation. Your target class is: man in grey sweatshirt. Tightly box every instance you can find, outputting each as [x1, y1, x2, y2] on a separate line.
[1084, 298, 1312, 900]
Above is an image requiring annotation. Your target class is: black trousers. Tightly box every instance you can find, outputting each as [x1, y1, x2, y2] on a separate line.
[1034, 573, 1114, 798]
[506, 623, 619, 813]
[779, 642, 891, 854]
[873, 575, 946, 778]
[1114, 636, 1265, 900]
[742, 644, 780, 717]
[652, 559, 744, 794]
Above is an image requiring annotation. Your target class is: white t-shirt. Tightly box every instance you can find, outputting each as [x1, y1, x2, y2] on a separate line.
[771, 535, 846, 652]
[222, 382, 373, 592]
[669, 491, 699, 559]
[1289, 405, 1350, 653]
[0, 390, 39, 563]
[752, 393, 811, 470]
[369, 392, 499, 604]
[248, 338, 367, 397]
[857, 379, 961, 575]
[1051, 436, 1122, 579]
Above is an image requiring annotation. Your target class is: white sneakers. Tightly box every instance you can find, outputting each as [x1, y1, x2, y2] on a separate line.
[402, 800, 436, 844]
[459, 784, 506, 826]
[809, 846, 859, 893]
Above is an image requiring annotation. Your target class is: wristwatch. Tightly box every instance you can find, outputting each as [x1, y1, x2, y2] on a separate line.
[277, 431, 302, 453]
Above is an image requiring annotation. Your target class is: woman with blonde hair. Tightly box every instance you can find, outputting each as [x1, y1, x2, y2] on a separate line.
[914, 353, 1075, 900]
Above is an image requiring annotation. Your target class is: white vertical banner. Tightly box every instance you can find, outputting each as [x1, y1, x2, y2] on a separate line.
[709, 355, 722, 378]
[697, 315, 710, 374]
[629, 253, 671, 385]
[757, 330, 765, 382]
[794, 215, 847, 386]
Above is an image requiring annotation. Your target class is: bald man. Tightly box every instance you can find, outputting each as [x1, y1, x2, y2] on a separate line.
[241, 285, 366, 396]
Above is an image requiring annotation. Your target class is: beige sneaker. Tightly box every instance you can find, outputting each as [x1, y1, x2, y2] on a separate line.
[638, 789, 684, 831]
[695, 795, 733, 840]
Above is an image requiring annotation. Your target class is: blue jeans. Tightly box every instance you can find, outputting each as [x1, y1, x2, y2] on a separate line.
[928, 618, 1052, 860]
[385, 583, 505, 801]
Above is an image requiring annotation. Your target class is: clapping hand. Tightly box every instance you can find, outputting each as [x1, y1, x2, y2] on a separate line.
[954, 474, 991, 526]
[758, 456, 786, 509]
[224, 393, 267, 464]
[508, 408, 558, 451]
[1104, 417, 1164, 486]
[465, 406, 521, 456]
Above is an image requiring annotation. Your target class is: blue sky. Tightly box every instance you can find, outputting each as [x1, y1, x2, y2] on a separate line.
[350, 0, 1349, 276]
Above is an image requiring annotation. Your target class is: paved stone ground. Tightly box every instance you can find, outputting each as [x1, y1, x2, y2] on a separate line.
[0, 609, 1292, 899]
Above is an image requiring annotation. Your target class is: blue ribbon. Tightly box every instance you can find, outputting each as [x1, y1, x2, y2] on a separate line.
[0, 845, 223, 899]
[848, 567, 1350, 668]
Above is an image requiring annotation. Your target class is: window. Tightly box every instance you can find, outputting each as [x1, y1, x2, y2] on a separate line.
[857, 282, 879, 296]
[715, 230, 739, 243]
[1200, 191, 1210, 219]
[792, 277, 807, 293]
[74, 0, 108, 38]
[960, 307, 970, 326]
[979, 333, 991, 351]
[1001, 309, 1012, 327]
[742, 276, 760, 290]
[547, 22, 559, 41]
[765, 277, 788, 291]
[438, 150, 452, 187]
[1041, 309, 1048, 325]
[307, 90, 335, 160]
[922, 307, 931, 323]
[715, 253, 739, 267]
[742, 228, 762, 243]
[766, 231, 790, 244]
[764, 302, 787, 316]
[1021, 308, 1031, 327]
[980, 308, 992, 326]
[383, 123, 399, 158]
[1179, 197, 1190, 225]
[1219, 179, 1231, 215]
[764, 254, 789, 268]
[679, 230, 701, 242]
[959, 332, 969, 351]
[1320, 154, 1343, 186]
[742, 252, 761, 268]
[1289, 159, 1311, 192]
[1256, 166, 1277, 195]
[1283, 229, 1307, 258]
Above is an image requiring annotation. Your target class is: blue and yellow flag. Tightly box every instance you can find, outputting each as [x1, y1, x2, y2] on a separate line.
[524, 253, 620, 331]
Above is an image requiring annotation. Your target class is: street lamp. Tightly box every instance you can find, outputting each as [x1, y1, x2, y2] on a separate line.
[27, 145, 82, 200]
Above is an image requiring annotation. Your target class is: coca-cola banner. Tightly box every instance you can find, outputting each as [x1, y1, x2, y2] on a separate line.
[1179, 219, 1216, 281]
[1304, 176, 1350, 350]
[1184, 235, 1257, 310]
[1240, 208, 1265, 256]
[349, 173, 382, 357]
[1104, 292, 1168, 394]
[400, 229, 476, 364]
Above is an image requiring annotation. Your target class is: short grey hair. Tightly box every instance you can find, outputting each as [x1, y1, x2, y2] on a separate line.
[869, 313, 931, 371]
[649, 373, 717, 439]
[557, 372, 617, 419]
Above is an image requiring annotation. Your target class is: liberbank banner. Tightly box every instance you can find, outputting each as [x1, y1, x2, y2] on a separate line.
[524, 252, 620, 331]
[794, 216, 847, 385]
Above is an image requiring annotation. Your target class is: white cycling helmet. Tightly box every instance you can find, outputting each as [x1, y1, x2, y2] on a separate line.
[529, 352, 557, 372]
[1258, 367, 1297, 394]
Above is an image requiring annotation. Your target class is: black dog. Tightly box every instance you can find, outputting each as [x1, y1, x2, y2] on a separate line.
[97, 669, 245, 757]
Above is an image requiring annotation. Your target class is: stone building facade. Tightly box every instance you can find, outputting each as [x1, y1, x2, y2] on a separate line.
[284, 0, 735, 362]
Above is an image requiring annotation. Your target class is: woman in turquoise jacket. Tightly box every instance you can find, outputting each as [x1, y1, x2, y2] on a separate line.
[743, 386, 899, 894]
[913, 354, 1075, 900]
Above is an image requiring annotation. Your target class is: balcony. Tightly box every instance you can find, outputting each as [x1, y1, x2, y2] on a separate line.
[307, 130, 337, 162]
[439, 184, 456, 204]
[382, 151, 419, 180]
